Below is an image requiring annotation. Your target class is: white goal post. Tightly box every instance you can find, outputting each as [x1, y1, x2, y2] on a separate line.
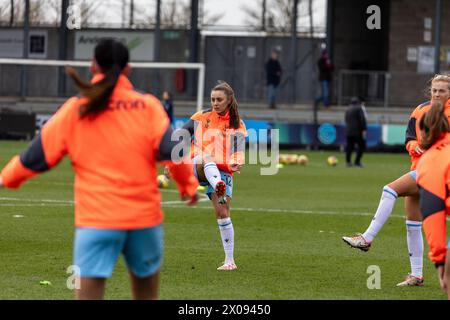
[0, 58, 205, 112]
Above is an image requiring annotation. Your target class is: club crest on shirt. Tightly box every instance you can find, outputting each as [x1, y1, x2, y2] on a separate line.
[222, 124, 229, 136]
[205, 119, 211, 129]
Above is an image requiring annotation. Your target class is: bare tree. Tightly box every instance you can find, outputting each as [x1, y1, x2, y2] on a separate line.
[0, 0, 114, 27]
[241, 0, 262, 30]
[242, 0, 316, 34]
[242, 0, 290, 32]
[308, 0, 313, 36]
[0, 0, 60, 27]
[199, 1, 222, 27]
[0, 0, 222, 29]
[29, 0, 60, 26]
[75, 0, 112, 28]
[0, 0, 17, 27]
[9, 0, 13, 25]
[131, 0, 222, 29]
[162, 1, 190, 27]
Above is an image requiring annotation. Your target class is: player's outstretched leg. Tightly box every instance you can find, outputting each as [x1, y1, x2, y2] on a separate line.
[342, 185, 398, 251]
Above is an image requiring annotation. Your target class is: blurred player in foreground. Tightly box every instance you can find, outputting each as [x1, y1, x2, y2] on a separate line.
[417, 100, 450, 299]
[181, 81, 247, 271]
[0, 39, 198, 300]
[343, 74, 450, 286]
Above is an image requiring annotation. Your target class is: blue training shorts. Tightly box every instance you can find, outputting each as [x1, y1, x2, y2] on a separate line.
[205, 171, 233, 200]
[193, 159, 233, 200]
[74, 225, 163, 278]
[409, 170, 417, 181]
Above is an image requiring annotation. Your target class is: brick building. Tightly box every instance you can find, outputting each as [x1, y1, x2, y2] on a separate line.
[331, 0, 450, 107]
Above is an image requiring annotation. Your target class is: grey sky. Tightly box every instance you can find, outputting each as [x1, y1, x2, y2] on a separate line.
[123, 0, 327, 29]
[204, 0, 327, 29]
[0, 0, 327, 31]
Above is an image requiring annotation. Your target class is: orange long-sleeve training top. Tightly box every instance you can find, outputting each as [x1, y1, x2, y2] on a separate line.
[405, 99, 450, 170]
[417, 132, 450, 265]
[1, 74, 198, 229]
[185, 109, 247, 174]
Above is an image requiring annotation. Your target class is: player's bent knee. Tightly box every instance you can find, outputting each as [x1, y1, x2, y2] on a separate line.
[216, 208, 230, 219]
[382, 185, 398, 198]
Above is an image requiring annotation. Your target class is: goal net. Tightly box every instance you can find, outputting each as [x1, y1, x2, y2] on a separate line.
[0, 58, 206, 113]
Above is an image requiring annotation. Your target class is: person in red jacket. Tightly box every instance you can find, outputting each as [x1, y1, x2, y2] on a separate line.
[182, 81, 247, 271]
[0, 39, 198, 300]
[416, 99, 450, 299]
[343, 74, 450, 286]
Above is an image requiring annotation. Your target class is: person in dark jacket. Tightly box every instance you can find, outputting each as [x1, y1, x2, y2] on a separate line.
[315, 49, 334, 108]
[265, 50, 282, 109]
[345, 97, 367, 167]
[162, 91, 174, 125]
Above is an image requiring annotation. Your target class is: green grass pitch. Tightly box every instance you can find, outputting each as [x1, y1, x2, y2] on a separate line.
[0, 140, 446, 299]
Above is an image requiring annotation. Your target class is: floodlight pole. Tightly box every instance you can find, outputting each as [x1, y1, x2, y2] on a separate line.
[122, 0, 126, 28]
[262, 0, 266, 30]
[434, 0, 442, 74]
[58, 0, 69, 97]
[290, 0, 298, 103]
[130, 0, 134, 28]
[188, 0, 200, 101]
[154, 0, 161, 62]
[189, 0, 199, 63]
[9, 0, 14, 26]
[325, 0, 334, 59]
[152, 0, 162, 96]
[20, 0, 30, 99]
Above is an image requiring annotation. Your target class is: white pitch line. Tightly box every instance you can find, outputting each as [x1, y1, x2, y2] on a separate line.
[162, 204, 406, 219]
[0, 197, 74, 204]
[0, 204, 73, 207]
[27, 181, 73, 186]
[1, 200, 445, 220]
[0, 196, 397, 217]
[0, 192, 422, 219]
[0, 189, 210, 207]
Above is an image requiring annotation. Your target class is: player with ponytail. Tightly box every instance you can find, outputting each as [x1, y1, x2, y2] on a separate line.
[0, 38, 198, 299]
[182, 80, 247, 271]
[416, 100, 450, 298]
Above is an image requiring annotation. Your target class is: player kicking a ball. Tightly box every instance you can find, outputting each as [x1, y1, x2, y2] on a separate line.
[179, 80, 247, 271]
[342, 74, 450, 287]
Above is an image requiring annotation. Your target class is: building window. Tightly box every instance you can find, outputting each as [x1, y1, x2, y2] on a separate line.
[28, 32, 47, 58]
[30, 35, 45, 54]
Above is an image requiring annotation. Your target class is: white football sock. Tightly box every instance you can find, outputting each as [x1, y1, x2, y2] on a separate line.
[406, 220, 423, 278]
[362, 186, 398, 242]
[204, 162, 222, 189]
[217, 218, 234, 264]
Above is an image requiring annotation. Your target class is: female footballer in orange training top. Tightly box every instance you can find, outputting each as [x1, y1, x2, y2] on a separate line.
[416, 100, 450, 299]
[0, 39, 198, 300]
[181, 80, 247, 271]
[343, 74, 450, 286]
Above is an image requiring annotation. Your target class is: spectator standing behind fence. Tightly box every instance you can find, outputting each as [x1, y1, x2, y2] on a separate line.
[265, 50, 282, 109]
[315, 49, 334, 108]
[345, 97, 367, 167]
[162, 91, 174, 125]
